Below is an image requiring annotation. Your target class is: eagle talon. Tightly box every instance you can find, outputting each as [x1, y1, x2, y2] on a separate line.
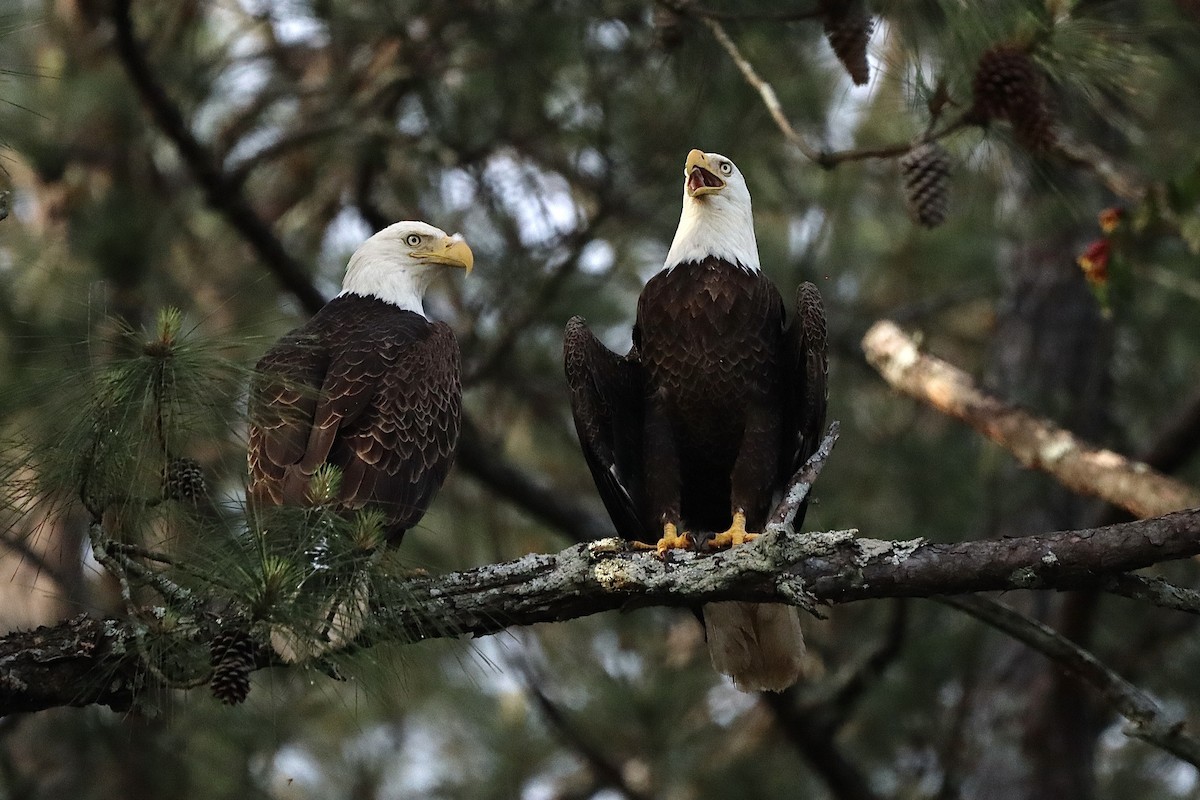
[707, 511, 758, 549]
[651, 523, 693, 558]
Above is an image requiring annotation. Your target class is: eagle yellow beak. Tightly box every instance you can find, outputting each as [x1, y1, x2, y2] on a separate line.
[685, 149, 725, 198]
[414, 235, 474, 274]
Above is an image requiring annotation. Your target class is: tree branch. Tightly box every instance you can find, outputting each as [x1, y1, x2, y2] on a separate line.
[862, 320, 1200, 518]
[109, 0, 326, 315]
[7, 505, 1200, 715]
[699, 16, 968, 169]
[940, 595, 1200, 767]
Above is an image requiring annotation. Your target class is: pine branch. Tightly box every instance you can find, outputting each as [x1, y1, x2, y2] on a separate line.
[862, 320, 1200, 518]
[7, 505, 1200, 716]
[941, 595, 1200, 767]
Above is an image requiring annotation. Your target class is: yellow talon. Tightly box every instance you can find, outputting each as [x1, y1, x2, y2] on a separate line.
[708, 511, 758, 549]
[633, 522, 693, 558]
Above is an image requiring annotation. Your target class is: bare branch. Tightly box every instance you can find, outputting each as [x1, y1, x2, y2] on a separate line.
[940, 595, 1200, 767]
[700, 17, 823, 163]
[760, 691, 884, 800]
[699, 17, 969, 169]
[523, 678, 655, 800]
[862, 320, 1200, 518]
[109, 0, 327, 315]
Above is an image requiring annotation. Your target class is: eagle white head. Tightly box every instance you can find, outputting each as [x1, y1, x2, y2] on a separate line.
[663, 149, 760, 273]
[340, 220, 474, 315]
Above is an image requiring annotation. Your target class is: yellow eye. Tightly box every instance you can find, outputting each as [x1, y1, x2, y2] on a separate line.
[406, 234, 422, 246]
[719, 162, 733, 176]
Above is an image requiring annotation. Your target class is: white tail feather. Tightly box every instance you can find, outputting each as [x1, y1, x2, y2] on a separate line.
[704, 601, 805, 692]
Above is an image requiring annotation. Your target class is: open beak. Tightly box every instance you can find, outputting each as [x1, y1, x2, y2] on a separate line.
[685, 149, 725, 198]
[413, 234, 474, 274]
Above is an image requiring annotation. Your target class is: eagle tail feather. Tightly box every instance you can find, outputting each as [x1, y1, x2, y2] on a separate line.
[703, 601, 805, 692]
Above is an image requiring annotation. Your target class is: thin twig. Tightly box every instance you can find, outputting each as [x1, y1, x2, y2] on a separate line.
[767, 422, 840, 532]
[0, 529, 70, 592]
[700, 16, 968, 169]
[940, 595, 1200, 767]
[701, 17, 823, 163]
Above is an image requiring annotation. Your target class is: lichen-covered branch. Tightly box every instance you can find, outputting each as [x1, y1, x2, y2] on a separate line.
[862, 320, 1200, 518]
[6, 506, 1200, 716]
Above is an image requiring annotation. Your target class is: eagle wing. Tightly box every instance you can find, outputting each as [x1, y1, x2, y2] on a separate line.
[784, 281, 829, 481]
[248, 309, 462, 542]
[563, 316, 648, 540]
[332, 321, 462, 540]
[248, 327, 331, 507]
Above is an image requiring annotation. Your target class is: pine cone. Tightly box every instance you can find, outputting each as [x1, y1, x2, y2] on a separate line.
[969, 44, 1056, 152]
[164, 457, 206, 501]
[821, 0, 872, 86]
[899, 143, 951, 229]
[210, 628, 255, 705]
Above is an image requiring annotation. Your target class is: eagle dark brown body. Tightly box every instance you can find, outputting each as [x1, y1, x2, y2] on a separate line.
[248, 293, 462, 544]
[565, 259, 826, 542]
[639, 257, 797, 537]
[564, 149, 827, 692]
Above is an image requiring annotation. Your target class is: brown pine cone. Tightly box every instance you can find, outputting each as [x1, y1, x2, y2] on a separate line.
[969, 43, 1055, 151]
[164, 457, 207, 501]
[210, 628, 255, 705]
[821, 1, 872, 86]
[899, 142, 951, 229]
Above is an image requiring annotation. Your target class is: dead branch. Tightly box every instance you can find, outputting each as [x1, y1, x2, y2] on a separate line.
[862, 320, 1200, 518]
[941, 595, 1200, 767]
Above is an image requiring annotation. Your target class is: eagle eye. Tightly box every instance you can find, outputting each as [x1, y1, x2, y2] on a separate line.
[405, 234, 423, 247]
[718, 162, 733, 176]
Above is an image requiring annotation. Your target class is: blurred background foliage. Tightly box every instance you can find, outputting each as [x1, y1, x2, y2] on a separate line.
[2, 0, 1200, 798]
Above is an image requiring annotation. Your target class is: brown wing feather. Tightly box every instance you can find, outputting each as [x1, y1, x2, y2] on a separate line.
[248, 295, 462, 543]
[563, 316, 648, 540]
[783, 281, 829, 492]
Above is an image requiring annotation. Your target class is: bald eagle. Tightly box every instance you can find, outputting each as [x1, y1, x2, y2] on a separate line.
[248, 221, 473, 545]
[564, 150, 828, 692]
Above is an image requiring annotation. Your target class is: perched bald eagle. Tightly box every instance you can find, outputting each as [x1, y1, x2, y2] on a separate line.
[564, 150, 828, 692]
[248, 221, 473, 544]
